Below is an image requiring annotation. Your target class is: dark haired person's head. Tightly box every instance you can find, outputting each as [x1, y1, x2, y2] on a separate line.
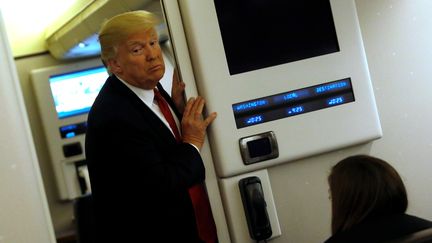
[328, 155, 408, 234]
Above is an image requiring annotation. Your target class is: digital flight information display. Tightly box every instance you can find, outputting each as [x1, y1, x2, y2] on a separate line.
[233, 78, 355, 128]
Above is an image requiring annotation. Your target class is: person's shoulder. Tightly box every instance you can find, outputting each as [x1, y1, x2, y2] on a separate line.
[324, 214, 432, 243]
[401, 214, 432, 228]
[91, 76, 134, 111]
[324, 229, 370, 243]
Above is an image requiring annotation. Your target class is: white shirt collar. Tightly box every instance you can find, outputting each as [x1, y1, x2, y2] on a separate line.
[116, 76, 155, 108]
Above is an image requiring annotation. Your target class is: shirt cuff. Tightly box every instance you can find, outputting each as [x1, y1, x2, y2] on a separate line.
[188, 143, 200, 152]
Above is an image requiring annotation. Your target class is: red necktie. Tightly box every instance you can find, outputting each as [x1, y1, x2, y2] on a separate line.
[153, 89, 218, 243]
[153, 88, 182, 142]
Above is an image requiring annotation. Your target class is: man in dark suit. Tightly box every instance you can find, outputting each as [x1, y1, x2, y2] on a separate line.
[85, 10, 217, 243]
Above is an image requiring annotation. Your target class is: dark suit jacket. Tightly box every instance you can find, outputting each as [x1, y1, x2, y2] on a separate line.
[85, 75, 205, 243]
[324, 214, 432, 243]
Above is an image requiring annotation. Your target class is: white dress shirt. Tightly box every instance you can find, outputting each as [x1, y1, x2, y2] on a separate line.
[117, 77, 199, 152]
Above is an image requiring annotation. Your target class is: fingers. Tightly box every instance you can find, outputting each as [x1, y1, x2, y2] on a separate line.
[183, 97, 195, 117]
[181, 96, 216, 150]
[191, 97, 205, 118]
[172, 68, 180, 83]
[204, 112, 217, 127]
[179, 81, 186, 90]
[182, 96, 216, 126]
[171, 78, 186, 114]
[184, 96, 204, 117]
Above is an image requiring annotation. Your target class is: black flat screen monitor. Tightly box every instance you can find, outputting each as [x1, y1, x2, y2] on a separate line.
[214, 0, 340, 75]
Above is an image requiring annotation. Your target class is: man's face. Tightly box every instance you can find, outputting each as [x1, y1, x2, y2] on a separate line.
[109, 28, 165, 90]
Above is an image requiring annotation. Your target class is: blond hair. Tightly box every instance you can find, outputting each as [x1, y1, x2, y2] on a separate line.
[98, 10, 159, 62]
